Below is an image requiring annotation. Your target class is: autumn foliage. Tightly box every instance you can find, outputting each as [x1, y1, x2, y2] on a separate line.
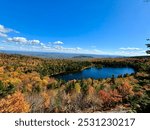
[99, 89, 122, 107]
[0, 92, 30, 113]
[0, 53, 150, 112]
[117, 82, 134, 98]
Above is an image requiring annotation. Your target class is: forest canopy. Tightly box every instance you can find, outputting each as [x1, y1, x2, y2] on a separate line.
[0, 53, 150, 113]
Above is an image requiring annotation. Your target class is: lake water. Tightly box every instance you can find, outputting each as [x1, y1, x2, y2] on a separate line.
[54, 67, 135, 81]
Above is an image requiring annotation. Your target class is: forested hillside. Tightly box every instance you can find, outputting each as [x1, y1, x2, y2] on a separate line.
[0, 53, 150, 113]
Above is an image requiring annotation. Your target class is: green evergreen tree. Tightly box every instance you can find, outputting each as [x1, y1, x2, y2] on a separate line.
[146, 39, 150, 54]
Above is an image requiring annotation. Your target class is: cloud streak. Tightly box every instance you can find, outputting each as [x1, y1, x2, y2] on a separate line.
[0, 24, 19, 38]
[119, 47, 141, 51]
[0, 32, 7, 37]
[117, 47, 147, 56]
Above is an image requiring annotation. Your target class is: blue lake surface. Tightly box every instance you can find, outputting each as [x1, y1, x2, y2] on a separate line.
[55, 67, 135, 81]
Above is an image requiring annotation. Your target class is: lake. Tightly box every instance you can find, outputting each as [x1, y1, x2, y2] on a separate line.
[54, 67, 135, 81]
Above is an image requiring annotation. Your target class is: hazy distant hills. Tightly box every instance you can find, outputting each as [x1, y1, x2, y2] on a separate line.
[72, 55, 94, 59]
[0, 50, 122, 59]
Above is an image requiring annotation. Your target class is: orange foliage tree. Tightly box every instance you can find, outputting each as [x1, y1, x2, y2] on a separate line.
[88, 85, 96, 95]
[117, 82, 134, 98]
[99, 89, 122, 107]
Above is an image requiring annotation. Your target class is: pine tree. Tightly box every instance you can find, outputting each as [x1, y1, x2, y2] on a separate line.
[146, 39, 150, 54]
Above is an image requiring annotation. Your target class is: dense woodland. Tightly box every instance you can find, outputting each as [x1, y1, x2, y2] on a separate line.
[0, 53, 150, 113]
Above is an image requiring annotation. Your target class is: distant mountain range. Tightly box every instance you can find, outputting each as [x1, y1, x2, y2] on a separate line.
[72, 55, 94, 59]
[0, 50, 123, 59]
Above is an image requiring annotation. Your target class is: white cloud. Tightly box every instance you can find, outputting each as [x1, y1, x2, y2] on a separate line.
[53, 41, 64, 45]
[55, 46, 81, 52]
[40, 43, 45, 46]
[0, 24, 19, 38]
[117, 47, 147, 56]
[28, 40, 40, 44]
[7, 37, 27, 43]
[40, 43, 52, 49]
[119, 47, 141, 51]
[0, 24, 11, 33]
[7, 37, 40, 44]
[54, 45, 63, 50]
[0, 46, 4, 49]
[112, 49, 147, 56]
[92, 49, 103, 53]
[0, 32, 7, 37]
[39, 44, 83, 53]
[76, 47, 82, 50]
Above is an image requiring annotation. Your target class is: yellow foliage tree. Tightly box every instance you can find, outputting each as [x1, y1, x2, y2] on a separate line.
[0, 67, 4, 75]
[41, 92, 50, 109]
[0, 92, 30, 113]
[75, 83, 81, 94]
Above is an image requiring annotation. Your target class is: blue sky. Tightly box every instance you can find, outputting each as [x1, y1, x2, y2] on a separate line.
[0, 0, 150, 56]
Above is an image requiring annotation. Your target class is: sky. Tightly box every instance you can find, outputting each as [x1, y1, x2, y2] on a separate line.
[0, 0, 150, 56]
